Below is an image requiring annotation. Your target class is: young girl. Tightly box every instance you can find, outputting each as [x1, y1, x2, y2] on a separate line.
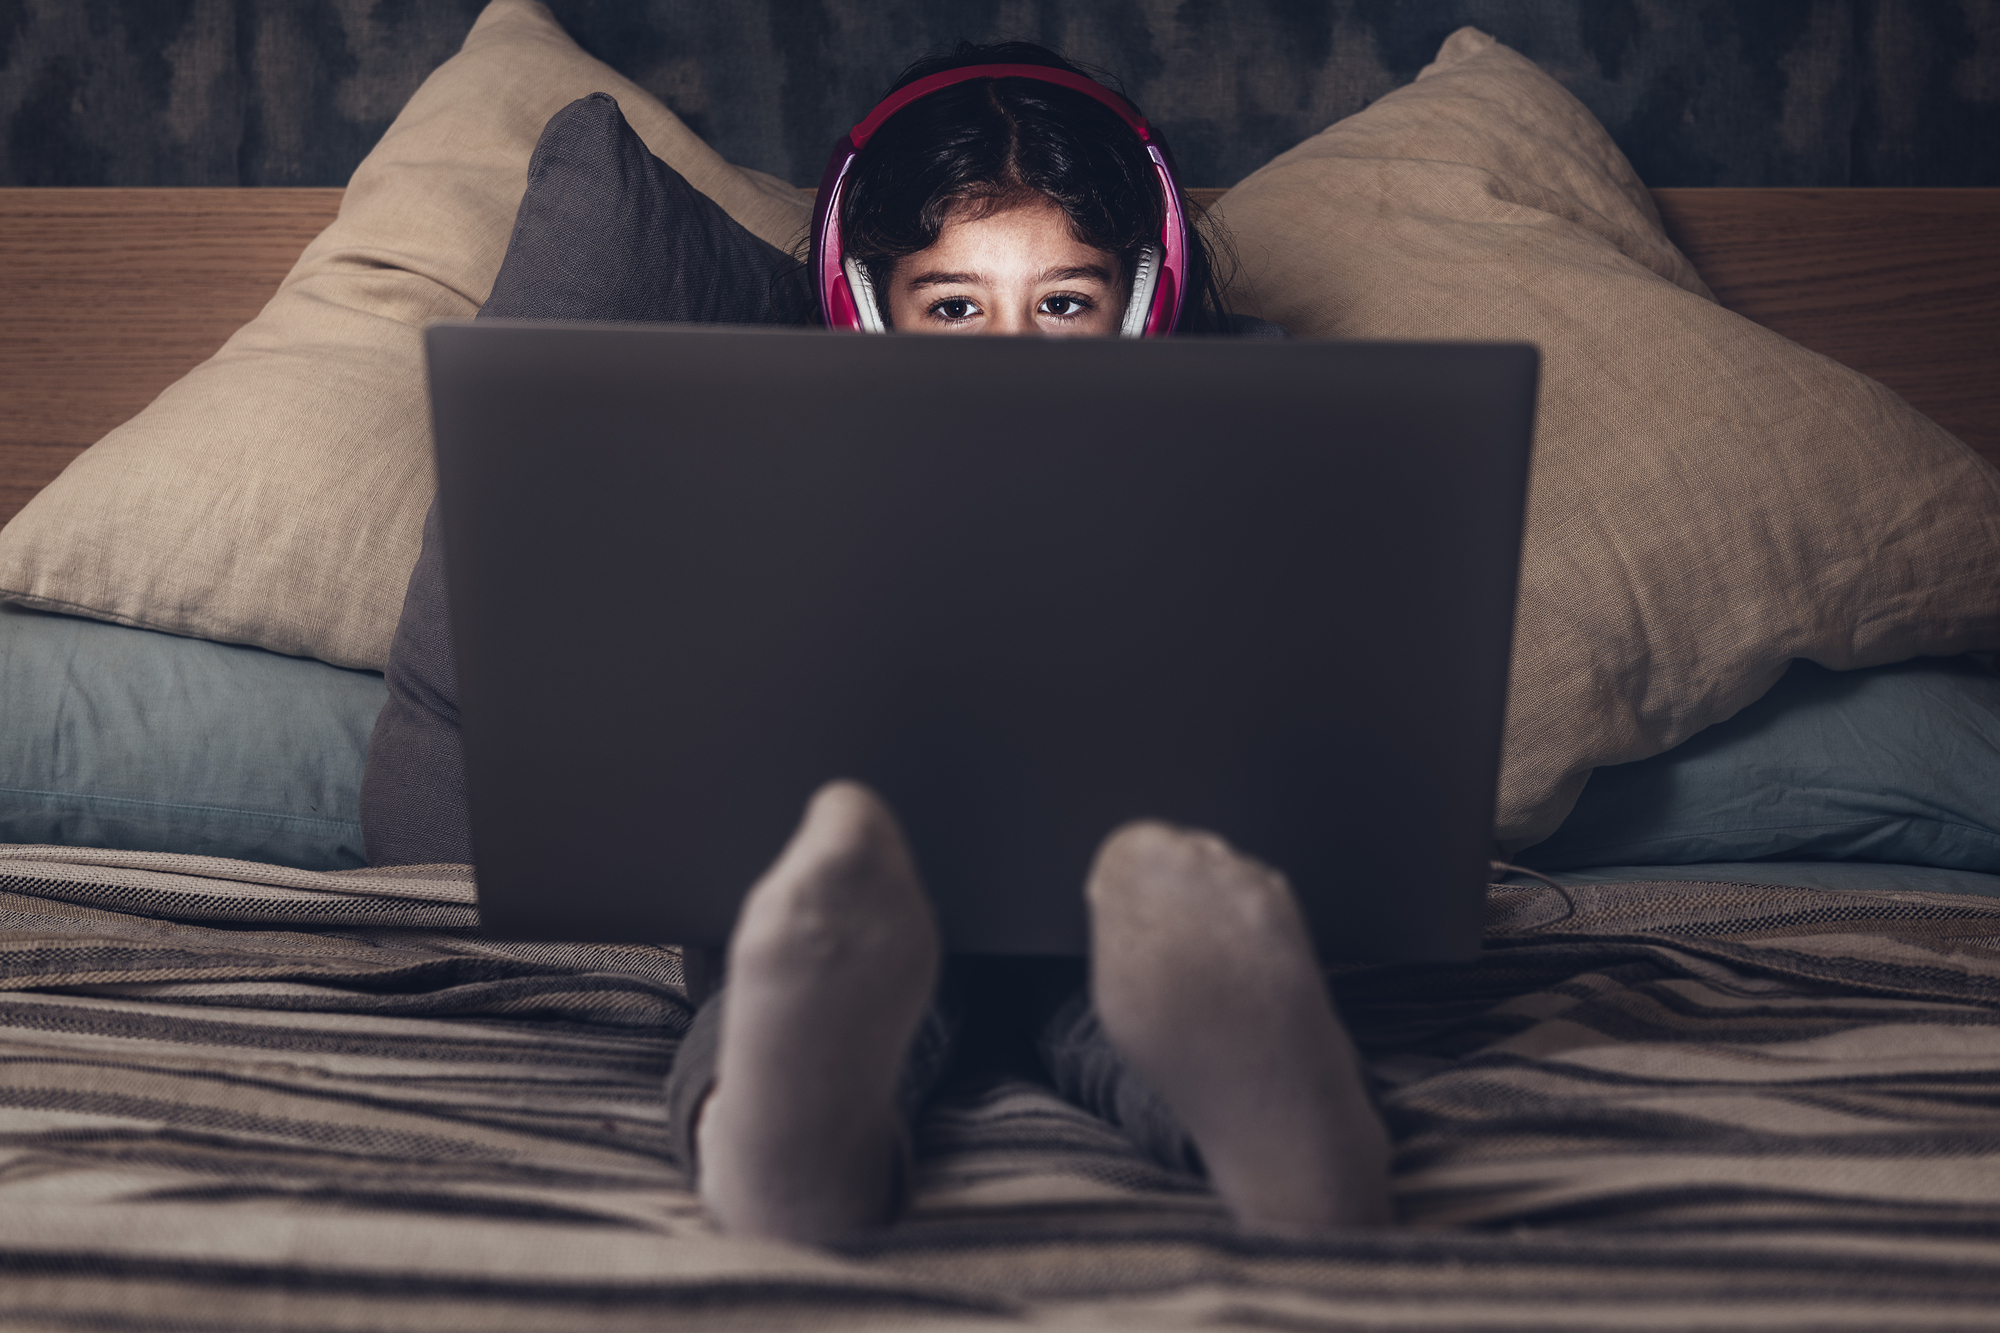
[363, 41, 1390, 1244]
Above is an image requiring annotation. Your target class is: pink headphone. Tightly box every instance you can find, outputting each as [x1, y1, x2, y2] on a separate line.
[810, 64, 1191, 337]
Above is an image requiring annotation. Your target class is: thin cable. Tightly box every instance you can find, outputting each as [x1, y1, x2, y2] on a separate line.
[1490, 860, 1578, 926]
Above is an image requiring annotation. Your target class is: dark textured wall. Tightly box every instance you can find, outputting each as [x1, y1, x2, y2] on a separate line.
[2, 0, 1996, 189]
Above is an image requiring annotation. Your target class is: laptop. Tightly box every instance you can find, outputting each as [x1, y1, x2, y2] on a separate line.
[425, 323, 1536, 960]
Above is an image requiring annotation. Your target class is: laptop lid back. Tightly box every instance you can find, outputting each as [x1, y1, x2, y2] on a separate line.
[427, 324, 1535, 960]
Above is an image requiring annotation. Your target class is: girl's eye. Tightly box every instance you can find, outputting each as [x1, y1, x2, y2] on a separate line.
[1040, 294, 1092, 319]
[931, 298, 977, 322]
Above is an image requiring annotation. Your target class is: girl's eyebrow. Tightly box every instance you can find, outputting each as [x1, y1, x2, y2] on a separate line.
[904, 270, 982, 290]
[1041, 264, 1115, 285]
[904, 264, 1117, 290]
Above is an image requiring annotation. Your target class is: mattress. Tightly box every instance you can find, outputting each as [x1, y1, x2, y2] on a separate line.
[1529, 860, 2000, 897]
[4, 848, 1998, 1329]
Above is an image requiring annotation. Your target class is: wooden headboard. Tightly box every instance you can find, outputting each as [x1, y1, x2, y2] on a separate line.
[2, 187, 1995, 530]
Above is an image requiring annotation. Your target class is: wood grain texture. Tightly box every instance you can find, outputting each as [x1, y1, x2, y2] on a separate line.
[0, 188, 343, 526]
[0, 187, 1994, 531]
[1652, 188, 2000, 470]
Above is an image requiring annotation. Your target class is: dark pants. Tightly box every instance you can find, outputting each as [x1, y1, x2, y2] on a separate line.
[663, 960, 1204, 1182]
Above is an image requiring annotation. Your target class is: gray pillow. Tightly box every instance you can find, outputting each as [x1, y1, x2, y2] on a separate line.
[0, 604, 384, 869]
[360, 92, 814, 867]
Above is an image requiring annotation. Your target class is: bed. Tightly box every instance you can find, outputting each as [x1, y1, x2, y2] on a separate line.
[3, 6, 2000, 1329]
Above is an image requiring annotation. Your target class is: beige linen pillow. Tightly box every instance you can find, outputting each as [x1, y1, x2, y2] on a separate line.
[0, 0, 811, 671]
[1213, 28, 2000, 848]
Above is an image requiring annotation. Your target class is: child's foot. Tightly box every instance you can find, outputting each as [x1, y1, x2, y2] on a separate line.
[1086, 822, 1392, 1232]
[696, 781, 940, 1242]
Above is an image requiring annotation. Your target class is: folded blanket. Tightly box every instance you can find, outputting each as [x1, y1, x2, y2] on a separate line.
[3, 847, 1998, 1329]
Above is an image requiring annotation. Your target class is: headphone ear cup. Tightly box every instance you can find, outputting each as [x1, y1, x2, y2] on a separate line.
[842, 257, 889, 333]
[1120, 245, 1161, 337]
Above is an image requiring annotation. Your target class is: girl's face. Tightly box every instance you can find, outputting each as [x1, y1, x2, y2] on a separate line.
[885, 197, 1127, 337]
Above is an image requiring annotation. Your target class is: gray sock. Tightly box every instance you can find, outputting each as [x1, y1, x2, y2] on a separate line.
[695, 782, 940, 1242]
[1086, 822, 1393, 1232]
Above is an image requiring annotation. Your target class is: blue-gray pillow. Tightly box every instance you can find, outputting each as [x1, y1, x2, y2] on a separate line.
[1521, 655, 2000, 873]
[0, 604, 385, 869]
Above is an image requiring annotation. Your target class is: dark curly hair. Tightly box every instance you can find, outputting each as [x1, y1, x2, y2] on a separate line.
[838, 41, 1231, 334]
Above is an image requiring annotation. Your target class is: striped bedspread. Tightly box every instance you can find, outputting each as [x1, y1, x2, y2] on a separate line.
[3, 846, 1999, 1330]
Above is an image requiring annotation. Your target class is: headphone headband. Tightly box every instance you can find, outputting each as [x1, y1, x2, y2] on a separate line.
[811, 63, 1190, 337]
[848, 64, 1155, 149]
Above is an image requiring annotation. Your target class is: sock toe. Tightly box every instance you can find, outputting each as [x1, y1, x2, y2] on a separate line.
[697, 782, 940, 1242]
[1087, 821, 1391, 1232]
